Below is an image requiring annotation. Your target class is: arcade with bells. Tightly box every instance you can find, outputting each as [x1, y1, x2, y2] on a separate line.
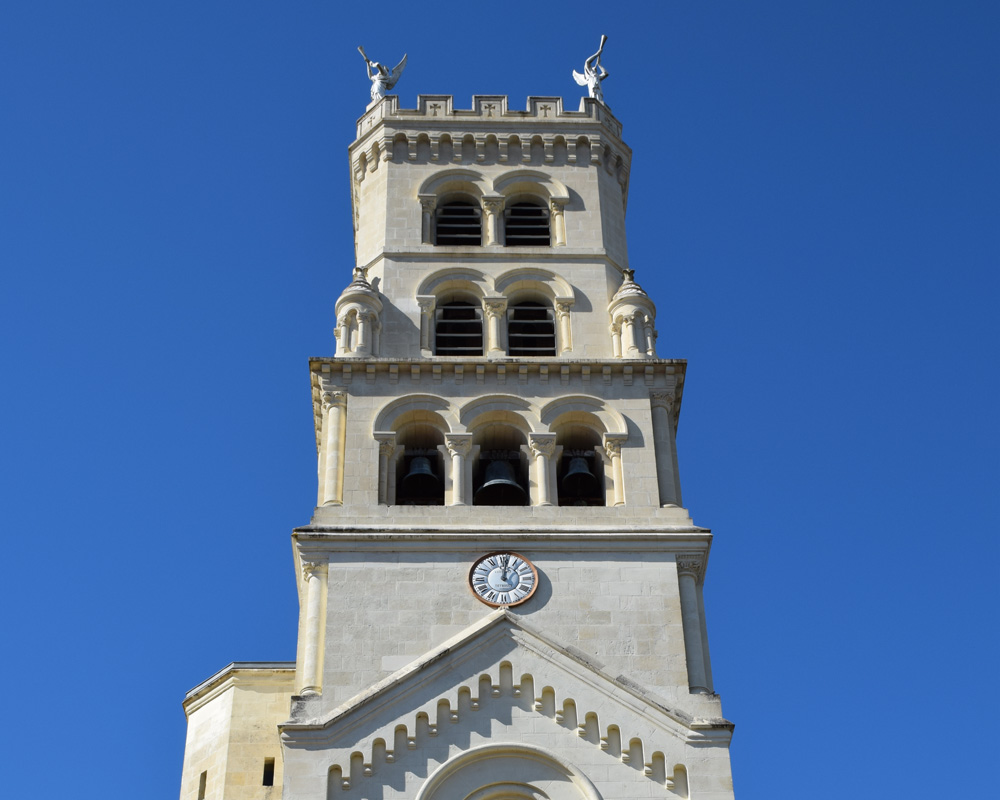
[178, 46, 737, 800]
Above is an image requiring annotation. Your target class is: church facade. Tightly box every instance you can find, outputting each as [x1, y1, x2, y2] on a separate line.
[179, 92, 736, 800]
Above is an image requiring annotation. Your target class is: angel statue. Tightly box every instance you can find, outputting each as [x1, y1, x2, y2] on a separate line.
[573, 35, 610, 104]
[359, 46, 407, 104]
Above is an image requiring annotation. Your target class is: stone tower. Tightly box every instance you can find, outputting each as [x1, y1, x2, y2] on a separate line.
[179, 93, 736, 800]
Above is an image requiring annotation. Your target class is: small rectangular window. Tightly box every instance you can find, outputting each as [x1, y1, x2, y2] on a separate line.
[262, 757, 275, 786]
[198, 771, 207, 800]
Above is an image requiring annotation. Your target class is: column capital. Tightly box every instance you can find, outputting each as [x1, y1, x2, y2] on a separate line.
[548, 197, 567, 216]
[417, 193, 437, 212]
[445, 434, 473, 458]
[417, 294, 436, 313]
[483, 297, 507, 318]
[528, 434, 557, 459]
[322, 390, 347, 410]
[675, 554, 705, 579]
[602, 435, 626, 458]
[482, 196, 504, 215]
[374, 432, 397, 457]
[554, 299, 574, 317]
[301, 560, 327, 580]
[650, 391, 676, 411]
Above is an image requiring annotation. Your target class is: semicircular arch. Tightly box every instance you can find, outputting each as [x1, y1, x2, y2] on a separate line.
[492, 169, 570, 203]
[460, 394, 539, 434]
[417, 267, 492, 299]
[539, 395, 627, 436]
[374, 394, 459, 434]
[415, 743, 601, 800]
[418, 168, 488, 198]
[494, 267, 574, 303]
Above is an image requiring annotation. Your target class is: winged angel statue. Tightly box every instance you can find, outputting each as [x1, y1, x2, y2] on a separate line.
[359, 47, 407, 103]
[573, 35, 610, 104]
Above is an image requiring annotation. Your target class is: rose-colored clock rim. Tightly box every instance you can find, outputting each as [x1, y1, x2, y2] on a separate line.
[468, 551, 539, 608]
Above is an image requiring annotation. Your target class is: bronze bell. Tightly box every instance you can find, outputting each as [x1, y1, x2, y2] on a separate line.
[400, 456, 439, 499]
[561, 456, 600, 499]
[474, 459, 527, 506]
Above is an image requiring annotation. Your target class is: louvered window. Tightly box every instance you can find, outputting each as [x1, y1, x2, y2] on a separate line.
[505, 202, 550, 246]
[435, 202, 482, 246]
[507, 302, 556, 356]
[435, 301, 484, 355]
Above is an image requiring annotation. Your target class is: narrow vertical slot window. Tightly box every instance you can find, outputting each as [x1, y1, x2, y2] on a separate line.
[263, 758, 275, 787]
[198, 771, 207, 800]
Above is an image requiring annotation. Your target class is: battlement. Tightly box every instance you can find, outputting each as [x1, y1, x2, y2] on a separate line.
[357, 95, 624, 141]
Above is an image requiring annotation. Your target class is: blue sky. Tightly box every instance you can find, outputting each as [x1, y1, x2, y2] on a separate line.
[1, 2, 997, 798]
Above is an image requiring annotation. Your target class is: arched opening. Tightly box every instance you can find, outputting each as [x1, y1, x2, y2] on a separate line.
[435, 299, 484, 356]
[436, 200, 482, 245]
[555, 425, 605, 506]
[395, 423, 445, 505]
[504, 201, 550, 246]
[473, 424, 529, 506]
[507, 301, 556, 356]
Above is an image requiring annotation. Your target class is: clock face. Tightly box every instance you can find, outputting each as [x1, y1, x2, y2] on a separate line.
[469, 552, 538, 607]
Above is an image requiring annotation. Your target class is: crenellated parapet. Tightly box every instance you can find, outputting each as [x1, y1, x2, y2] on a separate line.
[350, 95, 631, 206]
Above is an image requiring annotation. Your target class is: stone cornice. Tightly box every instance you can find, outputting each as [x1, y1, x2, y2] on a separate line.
[309, 357, 686, 452]
[292, 531, 712, 554]
[182, 661, 296, 715]
[353, 95, 626, 149]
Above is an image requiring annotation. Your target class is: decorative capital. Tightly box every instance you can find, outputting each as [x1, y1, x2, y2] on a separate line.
[675, 554, 704, 578]
[555, 301, 573, 317]
[650, 391, 675, 411]
[302, 560, 326, 580]
[548, 197, 566, 216]
[528, 434, 557, 459]
[322, 390, 347, 410]
[609, 321, 621, 334]
[374, 433, 397, 457]
[417, 294, 436, 315]
[602, 436, 624, 458]
[483, 298, 507, 318]
[445, 434, 473, 458]
[482, 197, 504, 215]
[418, 194, 437, 213]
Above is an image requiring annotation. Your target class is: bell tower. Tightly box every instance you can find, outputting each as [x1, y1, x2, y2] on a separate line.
[179, 93, 736, 800]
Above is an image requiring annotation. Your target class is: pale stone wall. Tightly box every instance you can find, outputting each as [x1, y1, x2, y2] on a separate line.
[180, 666, 295, 800]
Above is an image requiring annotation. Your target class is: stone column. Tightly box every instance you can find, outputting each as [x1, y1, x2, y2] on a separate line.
[321, 391, 347, 506]
[356, 312, 372, 354]
[483, 197, 503, 246]
[650, 392, 680, 507]
[417, 295, 435, 354]
[610, 322, 622, 358]
[445, 434, 473, 506]
[555, 301, 573, 353]
[549, 198, 567, 246]
[676, 556, 710, 693]
[528, 434, 557, 506]
[622, 315, 638, 355]
[374, 433, 396, 505]
[603, 435, 626, 506]
[418, 195, 436, 244]
[484, 299, 507, 355]
[300, 560, 327, 696]
[643, 316, 656, 357]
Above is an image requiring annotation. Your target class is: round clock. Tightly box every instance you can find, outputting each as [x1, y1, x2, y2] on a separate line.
[469, 552, 538, 607]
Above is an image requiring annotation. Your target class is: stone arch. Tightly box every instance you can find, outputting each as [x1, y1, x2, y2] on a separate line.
[417, 267, 491, 299]
[494, 267, 574, 304]
[417, 168, 488, 200]
[415, 743, 602, 800]
[539, 396, 627, 436]
[460, 395, 538, 434]
[374, 394, 458, 434]
[491, 169, 569, 204]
